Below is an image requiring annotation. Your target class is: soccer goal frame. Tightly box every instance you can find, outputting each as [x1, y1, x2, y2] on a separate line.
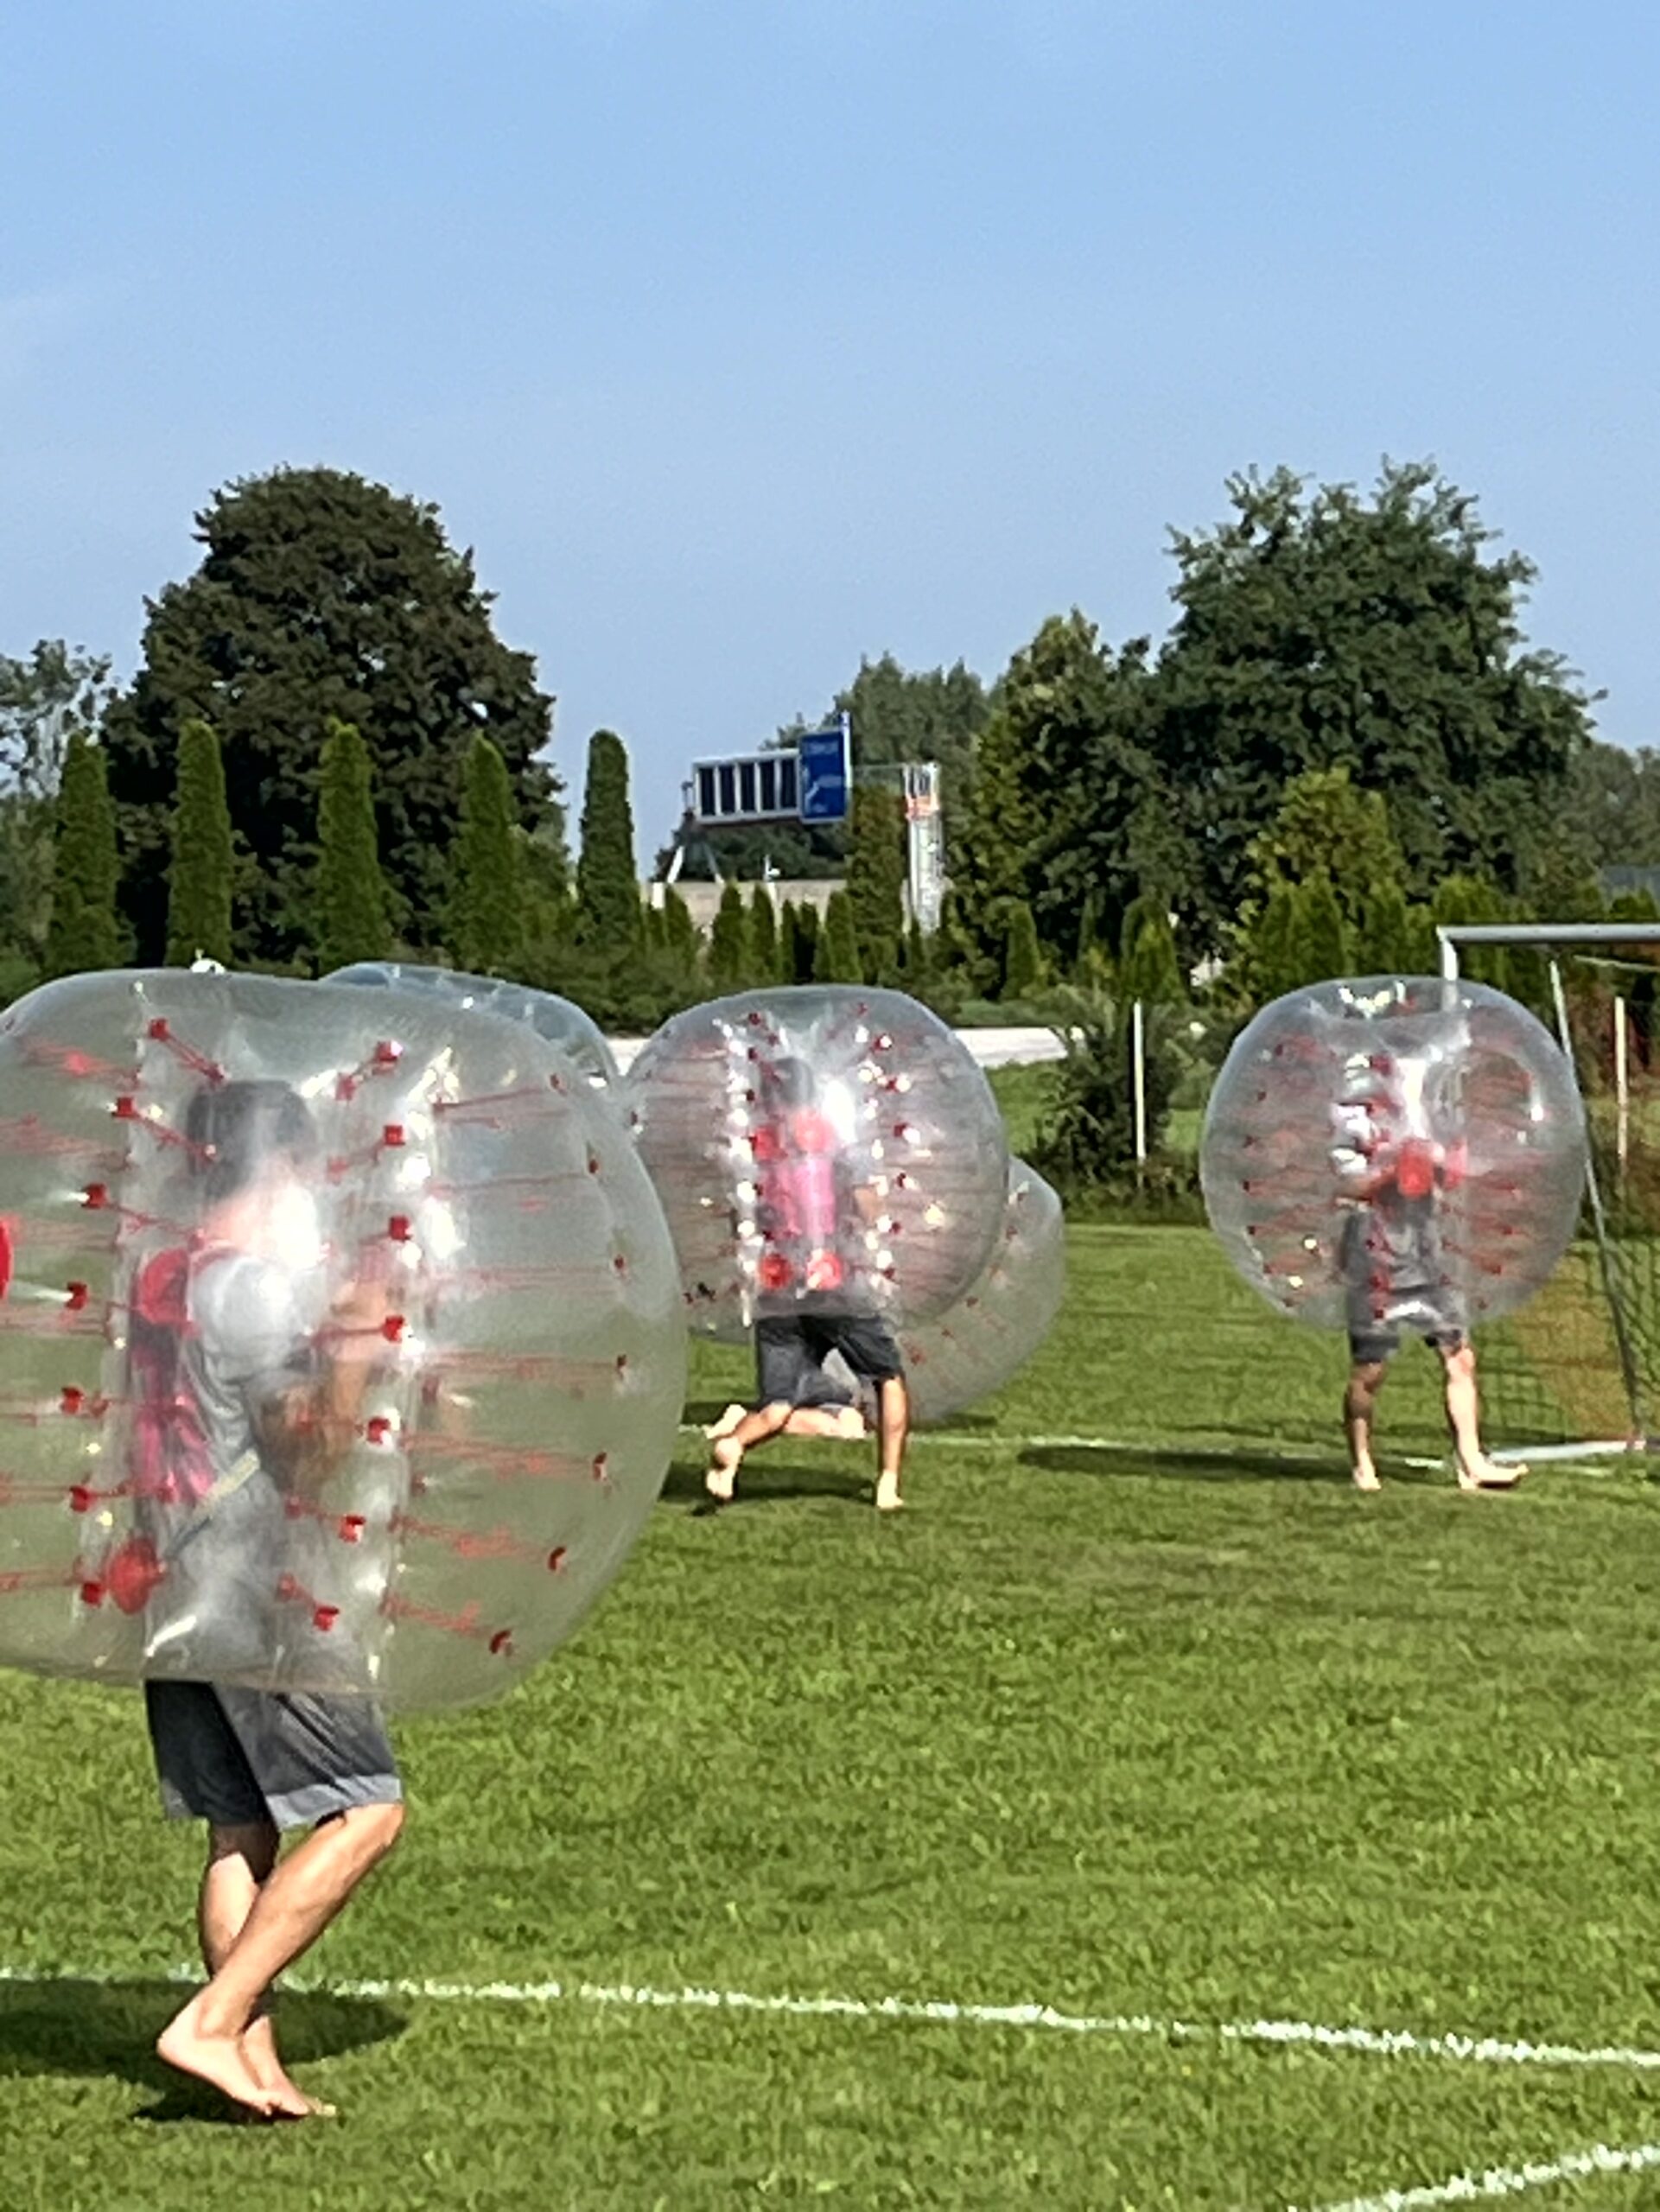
[1440, 921, 1660, 1463]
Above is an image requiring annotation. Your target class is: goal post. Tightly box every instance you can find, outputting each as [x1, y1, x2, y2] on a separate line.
[1439, 921, 1660, 1462]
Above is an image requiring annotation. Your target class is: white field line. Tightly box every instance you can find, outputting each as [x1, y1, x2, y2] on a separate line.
[5, 1962, 1660, 2080]
[675, 1423, 1447, 1473]
[1301, 2138, 1660, 2211]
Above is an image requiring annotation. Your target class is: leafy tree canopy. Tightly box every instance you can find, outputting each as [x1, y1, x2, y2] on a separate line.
[1153, 461, 1595, 954]
[103, 466, 562, 964]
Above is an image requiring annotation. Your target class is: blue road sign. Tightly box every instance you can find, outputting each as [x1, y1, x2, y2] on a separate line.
[798, 720, 850, 823]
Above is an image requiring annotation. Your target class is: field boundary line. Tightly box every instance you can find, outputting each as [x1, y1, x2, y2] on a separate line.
[676, 1423, 1447, 1472]
[1299, 2136, 1660, 2210]
[5, 1962, 1660, 2077]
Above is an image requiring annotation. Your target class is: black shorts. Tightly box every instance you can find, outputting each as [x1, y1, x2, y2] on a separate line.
[145, 1681, 402, 1833]
[755, 1314, 906, 1410]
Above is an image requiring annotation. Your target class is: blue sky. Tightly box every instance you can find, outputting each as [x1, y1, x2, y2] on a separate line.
[3, 1, 1656, 857]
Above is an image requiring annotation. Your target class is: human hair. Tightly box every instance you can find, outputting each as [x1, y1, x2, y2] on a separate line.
[184, 1079, 318, 1205]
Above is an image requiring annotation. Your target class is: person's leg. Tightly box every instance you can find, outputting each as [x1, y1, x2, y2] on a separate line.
[705, 1400, 792, 1499]
[874, 1375, 910, 1512]
[196, 1821, 334, 2118]
[1441, 1339, 1523, 1490]
[1345, 1357, 1389, 1491]
[157, 1801, 404, 2096]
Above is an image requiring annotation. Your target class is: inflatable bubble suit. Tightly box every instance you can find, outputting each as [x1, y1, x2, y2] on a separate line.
[1201, 976, 1587, 1340]
[898, 1158, 1065, 1421]
[626, 987, 1009, 1339]
[0, 970, 684, 1710]
[325, 963, 620, 1090]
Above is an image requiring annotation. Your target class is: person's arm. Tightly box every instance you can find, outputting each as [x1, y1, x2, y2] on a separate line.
[257, 1275, 393, 1494]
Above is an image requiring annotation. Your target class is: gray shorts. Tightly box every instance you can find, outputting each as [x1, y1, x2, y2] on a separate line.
[145, 1681, 402, 1832]
[755, 1314, 905, 1410]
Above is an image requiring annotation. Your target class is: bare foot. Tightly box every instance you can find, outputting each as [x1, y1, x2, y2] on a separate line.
[704, 1436, 741, 1503]
[156, 1994, 277, 2115]
[1352, 1463, 1383, 1493]
[703, 1402, 747, 1444]
[1457, 1456, 1524, 1491]
[875, 1471, 903, 1513]
[242, 2018, 337, 2120]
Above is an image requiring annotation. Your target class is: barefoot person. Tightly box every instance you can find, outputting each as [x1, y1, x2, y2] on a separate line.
[139, 1081, 404, 2118]
[1339, 1130, 1521, 1495]
[705, 1313, 911, 1512]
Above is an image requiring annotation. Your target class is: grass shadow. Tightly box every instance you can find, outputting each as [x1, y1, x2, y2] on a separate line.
[661, 1458, 874, 1510]
[0, 1976, 405, 2121]
[1020, 1439, 1446, 1487]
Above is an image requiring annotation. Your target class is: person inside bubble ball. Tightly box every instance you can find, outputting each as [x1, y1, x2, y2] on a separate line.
[1335, 1056, 1523, 1496]
[141, 1079, 405, 2118]
[704, 1055, 910, 1512]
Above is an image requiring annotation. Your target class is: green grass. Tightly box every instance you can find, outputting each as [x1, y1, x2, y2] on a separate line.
[5, 1227, 1660, 2208]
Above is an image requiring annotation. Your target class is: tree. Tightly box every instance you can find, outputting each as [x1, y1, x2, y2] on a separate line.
[45, 734, 124, 977]
[1249, 884, 1302, 1004]
[165, 719, 235, 966]
[1355, 880, 1413, 975]
[814, 891, 862, 983]
[1296, 873, 1349, 984]
[0, 641, 114, 976]
[844, 786, 906, 981]
[103, 466, 561, 964]
[1154, 461, 1596, 957]
[661, 887, 700, 969]
[747, 886, 780, 981]
[1002, 900, 1045, 1000]
[1563, 741, 1660, 870]
[781, 899, 818, 984]
[1118, 893, 1185, 1007]
[576, 730, 644, 954]
[955, 613, 1173, 978]
[708, 883, 754, 991]
[448, 736, 524, 974]
[1241, 766, 1409, 941]
[314, 718, 391, 974]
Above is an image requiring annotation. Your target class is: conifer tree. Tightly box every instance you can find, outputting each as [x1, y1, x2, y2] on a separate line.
[1117, 893, 1184, 1007]
[314, 718, 392, 974]
[845, 786, 906, 980]
[709, 883, 754, 991]
[661, 886, 700, 969]
[1296, 874, 1349, 985]
[45, 733, 125, 977]
[748, 886, 780, 982]
[814, 891, 862, 983]
[448, 735, 524, 974]
[165, 718, 235, 966]
[1002, 899, 1045, 1000]
[576, 730, 644, 953]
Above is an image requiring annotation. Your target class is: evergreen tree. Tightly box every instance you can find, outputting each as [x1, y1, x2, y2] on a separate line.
[103, 466, 561, 963]
[661, 886, 700, 969]
[165, 718, 234, 967]
[448, 735, 524, 974]
[642, 899, 667, 954]
[1250, 884, 1302, 1004]
[1117, 893, 1184, 1007]
[576, 729, 644, 953]
[902, 917, 930, 988]
[314, 718, 392, 974]
[709, 883, 754, 991]
[45, 734, 125, 977]
[814, 891, 862, 983]
[1356, 881, 1411, 975]
[1002, 899, 1045, 1001]
[1432, 873, 1512, 994]
[782, 899, 819, 984]
[844, 786, 906, 981]
[1296, 874, 1349, 984]
[748, 886, 780, 982]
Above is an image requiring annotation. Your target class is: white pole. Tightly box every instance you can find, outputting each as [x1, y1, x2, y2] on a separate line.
[1616, 994, 1630, 1180]
[1131, 1000, 1147, 1164]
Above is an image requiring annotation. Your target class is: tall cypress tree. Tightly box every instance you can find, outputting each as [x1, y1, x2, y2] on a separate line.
[748, 886, 779, 982]
[814, 891, 862, 984]
[448, 735, 524, 975]
[315, 718, 392, 974]
[165, 718, 234, 967]
[709, 883, 753, 991]
[1002, 899, 1044, 1000]
[1117, 893, 1184, 1007]
[844, 786, 906, 981]
[1297, 874, 1349, 986]
[46, 734, 125, 977]
[661, 886, 700, 970]
[576, 730, 644, 953]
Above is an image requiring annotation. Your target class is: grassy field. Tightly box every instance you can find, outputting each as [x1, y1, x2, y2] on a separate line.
[6, 1207, 1660, 2207]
